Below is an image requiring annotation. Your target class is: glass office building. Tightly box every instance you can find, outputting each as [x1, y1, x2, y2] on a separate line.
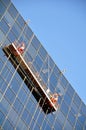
[0, 0, 86, 130]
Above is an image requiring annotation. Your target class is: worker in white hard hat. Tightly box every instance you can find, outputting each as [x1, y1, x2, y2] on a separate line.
[17, 42, 25, 54]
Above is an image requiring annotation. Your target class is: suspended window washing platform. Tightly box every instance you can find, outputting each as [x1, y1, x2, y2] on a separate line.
[3, 43, 59, 114]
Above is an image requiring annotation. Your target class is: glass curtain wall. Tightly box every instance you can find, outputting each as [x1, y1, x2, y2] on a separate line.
[0, 0, 86, 130]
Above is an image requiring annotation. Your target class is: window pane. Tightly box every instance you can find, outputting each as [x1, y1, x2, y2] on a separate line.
[8, 31, 17, 42]
[64, 92, 72, 106]
[18, 88, 28, 105]
[3, 119, 14, 130]
[78, 114, 85, 125]
[0, 1, 6, 17]
[0, 18, 10, 34]
[10, 80, 20, 95]
[67, 83, 74, 97]
[0, 30, 5, 43]
[0, 111, 5, 125]
[32, 36, 40, 50]
[1, 0, 10, 7]
[8, 108, 18, 127]
[75, 120, 83, 130]
[53, 65, 60, 77]
[21, 108, 28, 122]
[8, 3, 18, 19]
[48, 56, 55, 69]
[24, 26, 33, 40]
[4, 12, 14, 26]
[13, 98, 23, 115]
[74, 93, 81, 107]
[68, 111, 76, 126]
[61, 101, 69, 117]
[60, 75, 68, 88]
[33, 55, 43, 72]
[80, 103, 86, 116]
[50, 72, 58, 89]
[57, 111, 65, 126]
[16, 118, 27, 130]
[71, 102, 78, 115]
[28, 44, 37, 59]
[12, 23, 21, 38]
[64, 120, 72, 130]
[16, 14, 25, 29]
[0, 97, 10, 115]
[0, 78, 7, 93]
[5, 88, 15, 104]
[38, 45, 47, 61]
[57, 82, 65, 96]
[54, 121, 62, 130]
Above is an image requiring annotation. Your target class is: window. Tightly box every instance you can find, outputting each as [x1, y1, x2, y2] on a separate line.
[29, 101, 37, 115]
[36, 112, 45, 126]
[32, 36, 40, 50]
[25, 52, 33, 63]
[68, 111, 76, 126]
[3, 119, 14, 130]
[8, 108, 18, 127]
[0, 78, 7, 93]
[57, 111, 65, 126]
[10, 75, 20, 95]
[10, 84, 20, 95]
[57, 82, 65, 96]
[4, 38, 10, 46]
[64, 120, 72, 130]
[26, 99, 32, 112]
[28, 44, 37, 59]
[64, 92, 72, 106]
[1, 0, 10, 7]
[0, 97, 10, 115]
[4, 12, 14, 26]
[8, 3, 18, 19]
[53, 65, 60, 78]
[44, 123, 52, 130]
[21, 108, 28, 122]
[24, 26, 33, 40]
[18, 88, 28, 105]
[48, 56, 55, 70]
[71, 102, 78, 115]
[60, 75, 68, 89]
[0, 30, 5, 42]
[54, 121, 62, 130]
[40, 70, 48, 85]
[74, 93, 81, 108]
[0, 1, 6, 17]
[8, 31, 17, 42]
[0, 18, 10, 34]
[61, 101, 69, 117]
[80, 103, 86, 116]
[75, 120, 83, 130]
[33, 55, 43, 72]
[67, 84, 74, 97]
[16, 118, 27, 130]
[78, 114, 85, 125]
[18, 34, 26, 44]
[12, 22, 21, 38]
[0, 111, 5, 125]
[38, 45, 47, 61]
[50, 72, 58, 89]
[16, 14, 25, 29]
[13, 98, 23, 115]
[5, 88, 15, 104]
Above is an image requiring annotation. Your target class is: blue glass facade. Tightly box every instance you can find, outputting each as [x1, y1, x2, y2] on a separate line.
[0, 0, 86, 130]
